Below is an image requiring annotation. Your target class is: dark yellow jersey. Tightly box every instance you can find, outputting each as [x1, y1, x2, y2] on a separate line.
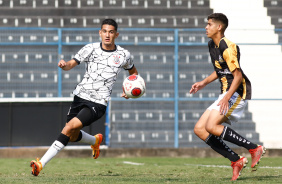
[208, 37, 252, 99]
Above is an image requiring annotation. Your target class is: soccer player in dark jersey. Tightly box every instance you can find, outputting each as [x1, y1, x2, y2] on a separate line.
[189, 13, 265, 181]
[30, 19, 138, 176]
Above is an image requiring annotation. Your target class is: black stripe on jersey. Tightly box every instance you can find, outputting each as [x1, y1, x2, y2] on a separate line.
[73, 58, 81, 65]
[125, 64, 134, 70]
[219, 39, 228, 56]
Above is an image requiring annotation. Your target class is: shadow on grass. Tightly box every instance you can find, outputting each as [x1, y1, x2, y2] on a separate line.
[240, 174, 282, 181]
[221, 174, 282, 182]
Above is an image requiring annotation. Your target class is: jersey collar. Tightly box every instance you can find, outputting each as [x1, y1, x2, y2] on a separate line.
[100, 42, 117, 52]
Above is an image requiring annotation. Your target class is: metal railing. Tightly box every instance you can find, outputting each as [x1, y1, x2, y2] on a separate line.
[0, 27, 281, 148]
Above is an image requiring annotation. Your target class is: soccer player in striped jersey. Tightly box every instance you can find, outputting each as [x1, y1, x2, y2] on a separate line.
[190, 13, 265, 181]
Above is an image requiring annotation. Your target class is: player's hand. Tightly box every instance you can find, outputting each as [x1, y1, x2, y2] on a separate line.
[217, 97, 229, 115]
[121, 91, 129, 99]
[190, 81, 206, 94]
[58, 60, 67, 68]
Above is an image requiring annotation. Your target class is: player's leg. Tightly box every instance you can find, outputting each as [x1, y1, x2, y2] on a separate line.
[204, 109, 248, 181]
[30, 117, 81, 176]
[194, 109, 210, 141]
[220, 125, 266, 170]
[209, 93, 265, 171]
[194, 110, 241, 162]
[205, 108, 256, 152]
[220, 123, 265, 172]
[30, 100, 85, 176]
[40, 117, 83, 165]
[72, 107, 105, 159]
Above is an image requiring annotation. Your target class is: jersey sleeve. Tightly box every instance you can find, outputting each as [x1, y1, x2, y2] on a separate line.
[222, 43, 240, 72]
[73, 44, 94, 64]
[123, 50, 134, 70]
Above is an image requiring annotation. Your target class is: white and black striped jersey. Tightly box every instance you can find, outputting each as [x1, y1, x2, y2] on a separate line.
[72, 42, 134, 106]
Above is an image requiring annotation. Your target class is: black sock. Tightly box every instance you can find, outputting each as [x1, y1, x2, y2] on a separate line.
[205, 134, 240, 162]
[221, 126, 257, 150]
[74, 131, 83, 142]
[57, 133, 70, 146]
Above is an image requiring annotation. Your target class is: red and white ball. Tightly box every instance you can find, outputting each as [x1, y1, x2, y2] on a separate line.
[122, 75, 146, 98]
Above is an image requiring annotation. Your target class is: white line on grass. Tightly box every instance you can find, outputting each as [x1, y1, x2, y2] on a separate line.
[260, 166, 282, 169]
[123, 161, 144, 166]
[184, 164, 282, 169]
[184, 164, 229, 168]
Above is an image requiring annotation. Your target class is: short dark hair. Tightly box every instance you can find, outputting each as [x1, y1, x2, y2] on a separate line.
[101, 19, 118, 31]
[207, 13, 228, 32]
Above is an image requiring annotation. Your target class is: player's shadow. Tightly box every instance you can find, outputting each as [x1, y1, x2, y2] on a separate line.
[224, 174, 282, 182]
[241, 175, 282, 180]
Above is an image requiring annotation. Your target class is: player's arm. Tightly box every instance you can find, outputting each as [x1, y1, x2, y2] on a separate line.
[190, 71, 218, 94]
[218, 68, 242, 115]
[128, 65, 138, 75]
[58, 59, 78, 71]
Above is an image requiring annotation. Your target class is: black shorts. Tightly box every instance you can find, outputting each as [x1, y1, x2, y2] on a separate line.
[66, 95, 107, 127]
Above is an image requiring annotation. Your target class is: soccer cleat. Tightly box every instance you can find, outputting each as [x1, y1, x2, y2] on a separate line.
[231, 157, 248, 181]
[30, 158, 43, 176]
[249, 145, 266, 171]
[91, 133, 103, 159]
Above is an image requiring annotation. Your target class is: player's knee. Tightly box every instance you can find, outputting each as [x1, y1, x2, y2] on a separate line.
[62, 122, 80, 137]
[205, 123, 215, 134]
[194, 124, 204, 137]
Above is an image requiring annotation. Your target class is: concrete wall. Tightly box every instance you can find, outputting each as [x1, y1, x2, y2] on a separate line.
[1, 147, 281, 158]
[0, 99, 106, 147]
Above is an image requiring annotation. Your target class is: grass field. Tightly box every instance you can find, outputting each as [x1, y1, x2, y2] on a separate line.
[0, 157, 281, 184]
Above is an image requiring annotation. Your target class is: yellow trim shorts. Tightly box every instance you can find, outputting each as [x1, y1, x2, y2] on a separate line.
[207, 92, 247, 125]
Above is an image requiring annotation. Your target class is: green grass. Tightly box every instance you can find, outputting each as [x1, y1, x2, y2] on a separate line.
[0, 157, 282, 184]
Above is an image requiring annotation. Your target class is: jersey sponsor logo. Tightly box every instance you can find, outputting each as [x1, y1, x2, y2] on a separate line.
[218, 68, 231, 75]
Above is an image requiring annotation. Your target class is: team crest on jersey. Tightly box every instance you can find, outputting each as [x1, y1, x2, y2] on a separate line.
[219, 55, 224, 63]
[113, 55, 120, 64]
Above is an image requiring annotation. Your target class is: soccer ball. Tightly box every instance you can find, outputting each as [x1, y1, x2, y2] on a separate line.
[122, 75, 146, 98]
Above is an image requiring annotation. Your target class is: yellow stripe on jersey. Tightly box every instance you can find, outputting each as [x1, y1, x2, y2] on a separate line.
[222, 38, 240, 72]
[242, 78, 247, 99]
[226, 95, 242, 118]
[221, 77, 228, 93]
[215, 60, 222, 69]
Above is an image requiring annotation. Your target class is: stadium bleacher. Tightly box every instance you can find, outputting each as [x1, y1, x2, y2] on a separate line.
[264, 0, 282, 42]
[0, 15, 210, 28]
[0, 0, 263, 148]
[0, 0, 212, 28]
[109, 101, 262, 148]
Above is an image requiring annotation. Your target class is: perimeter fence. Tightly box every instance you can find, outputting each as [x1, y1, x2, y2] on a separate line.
[1, 27, 281, 148]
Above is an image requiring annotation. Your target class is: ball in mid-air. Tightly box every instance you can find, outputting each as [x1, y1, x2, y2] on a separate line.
[122, 75, 146, 98]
